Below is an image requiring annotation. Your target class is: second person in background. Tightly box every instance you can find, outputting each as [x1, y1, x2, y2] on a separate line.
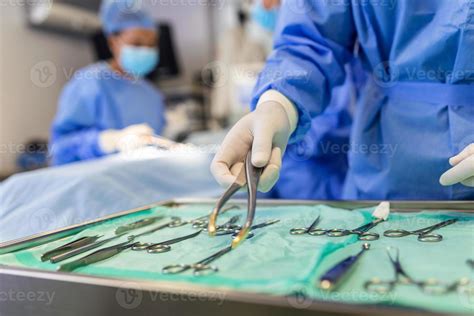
[50, 0, 166, 166]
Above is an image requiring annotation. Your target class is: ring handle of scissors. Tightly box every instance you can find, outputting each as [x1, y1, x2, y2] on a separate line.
[131, 242, 154, 251]
[167, 218, 188, 228]
[364, 278, 396, 294]
[193, 264, 219, 276]
[417, 233, 443, 243]
[192, 221, 207, 229]
[232, 231, 254, 240]
[307, 228, 328, 236]
[383, 229, 411, 238]
[358, 232, 380, 241]
[289, 228, 309, 235]
[162, 264, 190, 274]
[419, 279, 452, 295]
[326, 229, 351, 237]
[147, 244, 172, 253]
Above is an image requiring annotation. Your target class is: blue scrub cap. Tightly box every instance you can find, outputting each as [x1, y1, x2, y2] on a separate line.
[100, 0, 155, 36]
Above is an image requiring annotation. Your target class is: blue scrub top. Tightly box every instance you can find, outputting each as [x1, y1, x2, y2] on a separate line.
[50, 62, 166, 166]
[252, 0, 474, 200]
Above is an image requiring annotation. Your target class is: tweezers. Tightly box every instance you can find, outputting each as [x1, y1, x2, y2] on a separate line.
[208, 151, 263, 249]
[115, 216, 164, 235]
[41, 235, 102, 262]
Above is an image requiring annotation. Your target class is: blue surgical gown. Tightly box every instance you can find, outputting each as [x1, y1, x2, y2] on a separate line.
[50, 62, 166, 166]
[253, 0, 474, 200]
[267, 64, 357, 200]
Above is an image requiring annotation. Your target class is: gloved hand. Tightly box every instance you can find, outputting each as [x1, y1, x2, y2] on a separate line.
[439, 144, 474, 187]
[99, 124, 154, 154]
[211, 91, 298, 192]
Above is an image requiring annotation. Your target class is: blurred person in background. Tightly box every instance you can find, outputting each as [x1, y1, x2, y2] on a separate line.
[50, 0, 166, 166]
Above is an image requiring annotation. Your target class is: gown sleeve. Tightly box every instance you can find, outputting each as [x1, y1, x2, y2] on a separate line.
[251, 0, 357, 142]
[50, 78, 106, 166]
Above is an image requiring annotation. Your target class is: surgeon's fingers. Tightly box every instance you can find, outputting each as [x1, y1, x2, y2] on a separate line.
[211, 120, 253, 187]
[258, 147, 282, 193]
[449, 144, 474, 166]
[440, 155, 474, 186]
[461, 176, 474, 187]
[251, 119, 275, 168]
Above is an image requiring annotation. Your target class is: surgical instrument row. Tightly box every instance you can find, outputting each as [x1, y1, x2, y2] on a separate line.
[383, 219, 458, 242]
[291, 217, 457, 242]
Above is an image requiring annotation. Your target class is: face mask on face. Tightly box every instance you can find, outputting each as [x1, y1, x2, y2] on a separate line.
[119, 45, 159, 78]
[251, 2, 279, 32]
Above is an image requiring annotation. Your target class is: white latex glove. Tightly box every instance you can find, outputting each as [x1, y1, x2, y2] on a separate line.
[439, 144, 474, 187]
[211, 90, 298, 192]
[99, 124, 154, 154]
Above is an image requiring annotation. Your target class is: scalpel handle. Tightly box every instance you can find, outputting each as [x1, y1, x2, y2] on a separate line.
[319, 244, 370, 291]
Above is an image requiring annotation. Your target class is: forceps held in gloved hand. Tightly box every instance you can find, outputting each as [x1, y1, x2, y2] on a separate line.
[384, 219, 458, 242]
[208, 151, 263, 249]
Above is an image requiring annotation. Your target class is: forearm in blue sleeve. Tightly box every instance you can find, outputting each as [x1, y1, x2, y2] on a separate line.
[251, 0, 356, 142]
[50, 129, 105, 166]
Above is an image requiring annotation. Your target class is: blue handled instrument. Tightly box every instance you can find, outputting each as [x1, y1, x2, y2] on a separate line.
[319, 243, 370, 291]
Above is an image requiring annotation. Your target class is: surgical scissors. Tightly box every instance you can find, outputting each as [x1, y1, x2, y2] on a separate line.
[204, 215, 242, 234]
[190, 205, 240, 229]
[324, 219, 383, 241]
[115, 216, 165, 235]
[216, 219, 280, 239]
[131, 230, 202, 253]
[209, 151, 263, 249]
[162, 245, 233, 276]
[365, 247, 473, 296]
[383, 219, 457, 242]
[127, 217, 186, 241]
[41, 235, 102, 262]
[290, 216, 327, 236]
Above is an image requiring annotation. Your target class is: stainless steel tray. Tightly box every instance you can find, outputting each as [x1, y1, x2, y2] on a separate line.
[1, 199, 472, 316]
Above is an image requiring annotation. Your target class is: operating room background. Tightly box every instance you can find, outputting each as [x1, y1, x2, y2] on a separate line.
[0, 0, 237, 178]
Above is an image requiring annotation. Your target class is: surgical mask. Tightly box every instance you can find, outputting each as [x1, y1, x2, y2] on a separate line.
[251, 2, 279, 32]
[120, 45, 159, 77]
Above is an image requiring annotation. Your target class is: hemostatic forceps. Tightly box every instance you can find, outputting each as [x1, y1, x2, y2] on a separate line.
[208, 151, 263, 249]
